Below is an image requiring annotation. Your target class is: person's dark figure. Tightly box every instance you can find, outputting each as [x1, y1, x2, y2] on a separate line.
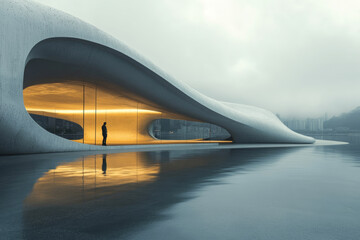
[102, 122, 107, 146]
[102, 154, 107, 175]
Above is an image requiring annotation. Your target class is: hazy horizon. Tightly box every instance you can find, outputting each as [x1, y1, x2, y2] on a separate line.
[33, 0, 360, 119]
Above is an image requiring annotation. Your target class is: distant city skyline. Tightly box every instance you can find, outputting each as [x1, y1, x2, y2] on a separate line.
[281, 115, 326, 132]
[34, 0, 360, 118]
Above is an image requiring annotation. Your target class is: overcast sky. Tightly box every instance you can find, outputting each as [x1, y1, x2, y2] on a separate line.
[34, 0, 360, 118]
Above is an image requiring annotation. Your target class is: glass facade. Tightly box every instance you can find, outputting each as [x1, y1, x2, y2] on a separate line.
[23, 82, 232, 145]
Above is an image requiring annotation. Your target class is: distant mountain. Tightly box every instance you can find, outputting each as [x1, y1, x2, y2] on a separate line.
[324, 107, 360, 130]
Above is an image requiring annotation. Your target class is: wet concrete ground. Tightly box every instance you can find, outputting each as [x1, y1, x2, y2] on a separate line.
[0, 139, 358, 240]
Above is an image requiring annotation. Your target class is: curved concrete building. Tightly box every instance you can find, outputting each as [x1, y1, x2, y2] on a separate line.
[0, 0, 314, 155]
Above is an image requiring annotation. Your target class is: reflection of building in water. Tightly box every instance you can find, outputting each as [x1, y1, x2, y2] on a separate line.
[24, 149, 234, 208]
[24, 152, 160, 206]
[22, 148, 297, 239]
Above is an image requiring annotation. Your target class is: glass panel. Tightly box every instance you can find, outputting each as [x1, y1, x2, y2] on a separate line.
[23, 82, 85, 142]
[137, 102, 163, 144]
[84, 85, 96, 144]
[96, 89, 138, 145]
[23, 82, 232, 145]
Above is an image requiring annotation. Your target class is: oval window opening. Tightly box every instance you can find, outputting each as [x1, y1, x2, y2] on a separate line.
[149, 119, 231, 141]
[30, 114, 84, 140]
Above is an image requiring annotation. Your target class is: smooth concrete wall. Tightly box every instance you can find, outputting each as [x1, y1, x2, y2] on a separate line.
[0, 0, 314, 155]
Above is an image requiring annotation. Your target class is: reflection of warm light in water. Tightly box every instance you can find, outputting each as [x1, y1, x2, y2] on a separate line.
[25, 153, 159, 206]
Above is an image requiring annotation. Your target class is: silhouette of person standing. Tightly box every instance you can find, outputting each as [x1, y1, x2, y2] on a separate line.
[102, 122, 107, 146]
[102, 154, 107, 175]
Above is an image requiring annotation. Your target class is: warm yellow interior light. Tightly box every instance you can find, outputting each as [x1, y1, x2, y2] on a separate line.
[24, 153, 160, 205]
[26, 108, 161, 114]
[23, 82, 232, 145]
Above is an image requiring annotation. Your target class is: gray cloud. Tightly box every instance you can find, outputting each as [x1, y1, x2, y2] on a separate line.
[34, 0, 360, 118]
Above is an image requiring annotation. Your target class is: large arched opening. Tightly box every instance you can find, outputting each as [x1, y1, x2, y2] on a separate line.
[23, 38, 232, 145]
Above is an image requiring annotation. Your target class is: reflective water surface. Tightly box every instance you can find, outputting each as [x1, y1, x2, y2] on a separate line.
[1, 136, 360, 239]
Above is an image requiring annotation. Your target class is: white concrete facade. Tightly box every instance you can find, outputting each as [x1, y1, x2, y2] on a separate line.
[0, 0, 314, 155]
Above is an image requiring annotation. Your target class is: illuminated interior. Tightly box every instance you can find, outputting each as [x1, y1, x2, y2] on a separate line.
[23, 82, 232, 145]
